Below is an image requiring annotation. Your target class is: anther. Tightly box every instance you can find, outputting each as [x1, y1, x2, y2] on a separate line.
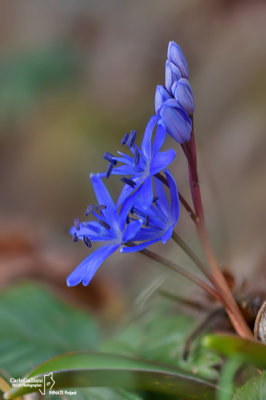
[134, 148, 140, 165]
[103, 152, 117, 166]
[95, 205, 107, 211]
[72, 233, 78, 242]
[153, 196, 159, 203]
[121, 133, 129, 145]
[120, 177, 136, 188]
[83, 236, 91, 248]
[145, 215, 149, 226]
[99, 220, 111, 230]
[74, 218, 80, 230]
[127, 130, 137, 147]
[105, 163, 113, 178]
[85, 204, 94, 216]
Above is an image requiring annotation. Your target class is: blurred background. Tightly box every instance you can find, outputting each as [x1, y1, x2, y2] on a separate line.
[0, 0, 266, 321]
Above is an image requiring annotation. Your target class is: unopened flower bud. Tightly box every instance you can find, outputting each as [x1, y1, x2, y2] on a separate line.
[167, 41, 189, 79]
[172, 78, 194, 115]
[165, 60, 182, 93]
[154, 85, 171, 113]
[158, 99, 192, 143]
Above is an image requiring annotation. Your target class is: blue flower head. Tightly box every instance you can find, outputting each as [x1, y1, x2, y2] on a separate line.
[67, 173, 143, 286]
[103, 115, 176, 209]
[121, 169, 180, 253]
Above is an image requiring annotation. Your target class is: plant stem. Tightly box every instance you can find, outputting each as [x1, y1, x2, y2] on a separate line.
[139, 248, 223, 303]
[183, 124, 253, 339]
[172, 231, 213, 282]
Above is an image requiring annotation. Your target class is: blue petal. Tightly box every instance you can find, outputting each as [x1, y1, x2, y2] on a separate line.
[167, 41, 189, 79]
[140, 176, 154, 209]
[90, 174, 117, 225]
[66, 243, 120, 287]
[159, 99, 192, 143]
[152, 123, 166, 155]
[172, 78, 194, 115]
[70, 222, 111, 242]
[165, 60, 182, 93]
[161, 226, 173, 244]
[118, 181, 144, 229]
[165, 169, 180, 225]
[150, 149, 176, 175]
[123, 220, 142, 242]
[116, 176, 142, 208]
[111, 165, 136, 175]
[120, 238, 160, 253]
[154, 176, 170, 217]
[132, 228, 162, 242]
[141, 115, 157, 160]
[154, 85, 172, 114]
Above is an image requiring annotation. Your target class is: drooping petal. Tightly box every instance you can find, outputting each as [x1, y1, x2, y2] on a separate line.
[141, 115, 157, 160]
[165, 169, 180, 225]
[150, 149, 176, 175]
[159, 99, 192, 143]
[66, 243, 120, 287]
[120, 238, 160, 253]
[123, 220, 142, 242]
[152, 122, 166, 155]
[161, 226, 173, 244]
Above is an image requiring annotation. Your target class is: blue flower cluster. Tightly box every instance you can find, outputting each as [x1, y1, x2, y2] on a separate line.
[67, 41, 193, 287]
[155, 41, 194, 143]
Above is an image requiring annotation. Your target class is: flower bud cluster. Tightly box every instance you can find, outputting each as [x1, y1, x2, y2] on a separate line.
[155, 41, 194, 143]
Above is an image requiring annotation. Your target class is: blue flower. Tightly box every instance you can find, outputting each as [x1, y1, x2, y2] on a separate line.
[103, 115, 176, 209]
[121, 169, 180, 253]
[67, 173, 142, 286]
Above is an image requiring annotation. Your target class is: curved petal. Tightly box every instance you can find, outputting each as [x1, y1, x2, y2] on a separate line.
[120, 238, 160, 253]
[161, 226, 173, 244]
[123, 220, 142, 242]
[140, 176, 154, 209]
[159, 99, 192, 143]
[132, 228, 162, 242]
[66, 244, 120, 287]
[150, 149, 176, 175]
[141, 115, 157, 160]
[154, 176, 170, 217]
[90, 174, 117, 225]
[152, 123, 166, 155]
[165, 169, 180, 225]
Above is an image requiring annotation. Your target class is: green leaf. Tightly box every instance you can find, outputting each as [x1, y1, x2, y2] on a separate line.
[5, 352, 217, 400]
[233, 372, 266, 400]
[101, 310, 221, 380]
[0, 282, 100, 377]
[202, 334, 266, 368]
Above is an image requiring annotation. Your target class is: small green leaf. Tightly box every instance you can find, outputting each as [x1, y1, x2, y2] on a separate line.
[0, 282, 100, 377]
[233, 372, 266, 400]
[202, 334, 266, 368]
[5, 352, 217, 400]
